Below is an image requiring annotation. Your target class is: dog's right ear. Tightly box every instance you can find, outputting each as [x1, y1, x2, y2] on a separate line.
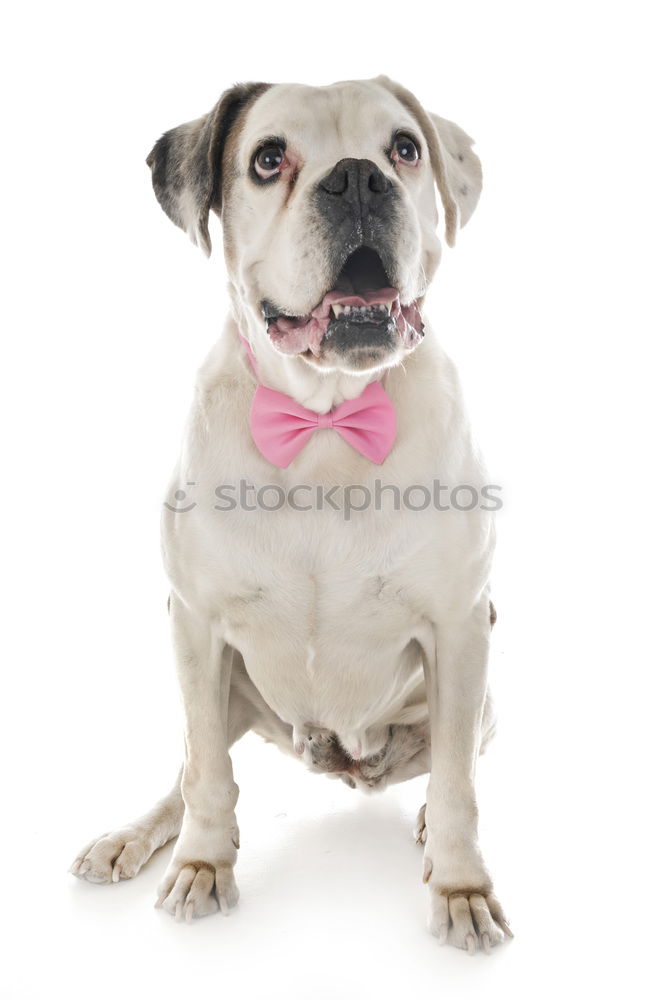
[146, 82, 270, 256]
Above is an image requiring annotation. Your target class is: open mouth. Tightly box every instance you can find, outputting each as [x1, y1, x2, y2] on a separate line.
[261, 247, 424, 358]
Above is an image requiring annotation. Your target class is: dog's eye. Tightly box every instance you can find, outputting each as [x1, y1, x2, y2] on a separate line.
[254, 144, 285, 180]
[392, 134, 420, 166]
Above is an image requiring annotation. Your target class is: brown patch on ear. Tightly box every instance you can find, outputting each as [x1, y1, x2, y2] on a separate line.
[146, 82, 271, 255]
[489, 600, 497, 627]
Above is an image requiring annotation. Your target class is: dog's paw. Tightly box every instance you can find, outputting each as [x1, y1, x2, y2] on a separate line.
[426, 884, 512, 953]
[414, 802, 427, 844]
[155, 860, 239, 922]
[70, 828, 154, 884]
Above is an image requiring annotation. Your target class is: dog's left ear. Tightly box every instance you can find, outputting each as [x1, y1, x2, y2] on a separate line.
[146, 82, 270, 256]
[375, 76, 482, 248]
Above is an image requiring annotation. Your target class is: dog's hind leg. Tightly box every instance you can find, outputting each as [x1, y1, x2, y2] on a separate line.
[70, 770, 185, 884]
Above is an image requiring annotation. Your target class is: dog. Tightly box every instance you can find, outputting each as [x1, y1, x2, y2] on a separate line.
[70, 76, 511, 953]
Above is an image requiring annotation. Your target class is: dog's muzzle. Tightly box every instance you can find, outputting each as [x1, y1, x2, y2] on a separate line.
[261, 245, 424, 361]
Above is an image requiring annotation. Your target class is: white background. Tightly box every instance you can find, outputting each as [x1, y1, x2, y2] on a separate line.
[2, 1, 666, 997]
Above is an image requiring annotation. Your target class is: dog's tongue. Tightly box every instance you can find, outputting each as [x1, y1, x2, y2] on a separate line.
[269, 288, 399, 356]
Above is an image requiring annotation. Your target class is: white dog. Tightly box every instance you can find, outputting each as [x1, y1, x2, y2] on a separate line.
[70, 76, 511, 953]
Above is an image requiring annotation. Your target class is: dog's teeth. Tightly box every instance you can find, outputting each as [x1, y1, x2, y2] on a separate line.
[331, 302, 392, 320]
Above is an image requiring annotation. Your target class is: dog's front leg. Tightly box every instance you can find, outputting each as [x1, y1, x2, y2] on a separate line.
[423, 598, 511, 952]
[155, 592, 239, 921]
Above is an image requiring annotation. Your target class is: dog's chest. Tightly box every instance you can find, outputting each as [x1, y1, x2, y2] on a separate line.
[169, 497, 439, 732]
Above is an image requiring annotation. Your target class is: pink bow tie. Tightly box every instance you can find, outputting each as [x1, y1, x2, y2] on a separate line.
[241, 336, 396, 468]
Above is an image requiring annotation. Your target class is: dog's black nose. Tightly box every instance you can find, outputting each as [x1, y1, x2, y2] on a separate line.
[318, 158, 392, 208]
[316, 158, 398, 280]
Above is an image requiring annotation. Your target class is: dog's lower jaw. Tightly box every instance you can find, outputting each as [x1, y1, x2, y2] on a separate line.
[301, 343, 410, 376]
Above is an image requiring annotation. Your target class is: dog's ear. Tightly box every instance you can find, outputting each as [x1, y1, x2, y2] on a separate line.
[375, 76, 482, 248]
[146, 82, 270, 256]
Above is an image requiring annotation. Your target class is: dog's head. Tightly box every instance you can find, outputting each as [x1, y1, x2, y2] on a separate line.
[147, 78, 481, 375]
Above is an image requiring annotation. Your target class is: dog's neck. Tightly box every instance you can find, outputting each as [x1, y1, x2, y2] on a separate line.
[238, 314, 386, 413]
